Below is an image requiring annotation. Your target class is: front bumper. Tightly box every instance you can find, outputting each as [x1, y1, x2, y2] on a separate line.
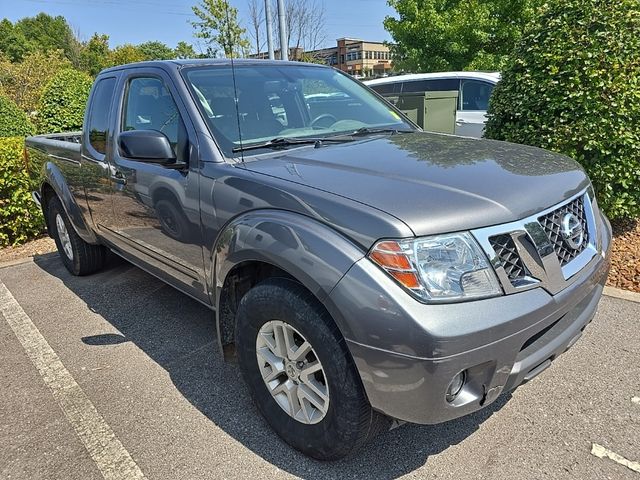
[325, 217, 611, 425]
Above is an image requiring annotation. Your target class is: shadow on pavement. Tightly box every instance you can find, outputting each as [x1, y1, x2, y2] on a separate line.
[34, 252, 510, 480]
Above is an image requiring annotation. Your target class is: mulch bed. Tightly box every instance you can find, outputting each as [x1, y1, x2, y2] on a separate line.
[1, 220, 639, 293]
[0, 236, 56, 264]
[607, 218, 640, 294]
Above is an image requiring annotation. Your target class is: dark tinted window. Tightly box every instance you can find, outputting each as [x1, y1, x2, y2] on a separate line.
[123, 77, 188, 161]
[460, 80, 495, 111]
[184, 65, 412, 157]
[402, 78, 459, 93]
[370, 82, 400, 95]
[87, 77, 116, 154]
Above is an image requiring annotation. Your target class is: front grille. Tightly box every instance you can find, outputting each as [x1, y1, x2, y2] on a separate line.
[490, 234, 528, 280]
[538, 196, 589, 267]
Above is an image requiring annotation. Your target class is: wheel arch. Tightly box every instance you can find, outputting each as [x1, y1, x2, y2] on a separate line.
[212, 209, 365, 360]
[39, 162, 98, 244]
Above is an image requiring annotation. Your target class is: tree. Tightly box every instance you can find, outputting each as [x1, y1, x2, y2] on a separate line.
[14, 13, 81, 64]
[268, 0, 327, 54]
[138, 41, 175, 60]
[384, 0, 539, 72]
[0, 50, 71, 114]
[0, 19, 31, 62]
[108, 44, 146, 66]
[79, 33, 111, 76]
[191, 0, 250, 58]
[174, 41, 199, 59]
[38, 69, 93, 133]
[484, 0, 640, 219]
[247, 0, 264, 55]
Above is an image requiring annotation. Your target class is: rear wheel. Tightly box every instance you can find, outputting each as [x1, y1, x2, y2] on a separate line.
[236, 278, 389, 460]
[48, 196, 106, 276]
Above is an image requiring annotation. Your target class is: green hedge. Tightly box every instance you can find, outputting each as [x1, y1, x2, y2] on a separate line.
[0, 137, 43, 246]
[38, 68, 93, 134]
[485, 0, 640, 219]
[0, 95, 34, 137]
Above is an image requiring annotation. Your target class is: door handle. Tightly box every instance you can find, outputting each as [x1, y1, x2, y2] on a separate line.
[110, 171, 127, 185]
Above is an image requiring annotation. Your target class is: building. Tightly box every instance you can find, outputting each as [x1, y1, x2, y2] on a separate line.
[249, 38, 394, 78]
[322, 38, 394, 78]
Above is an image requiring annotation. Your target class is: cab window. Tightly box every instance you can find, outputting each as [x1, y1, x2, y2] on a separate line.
[87, 77, 116, 155]
[122, 77, 189, 162]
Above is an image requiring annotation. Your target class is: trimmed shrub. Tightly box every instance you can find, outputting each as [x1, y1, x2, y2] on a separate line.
[0, 50, 71, 114]
[38, 68, 92, 134]
[0, 137, 43, 246]
[0, 95, 34, 137]
[485, 0, 640, 219]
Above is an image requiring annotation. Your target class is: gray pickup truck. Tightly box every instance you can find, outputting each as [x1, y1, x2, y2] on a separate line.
[26, 59, 611, 460]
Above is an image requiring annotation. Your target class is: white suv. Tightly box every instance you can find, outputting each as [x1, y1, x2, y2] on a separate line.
[365, 72, 500, 138]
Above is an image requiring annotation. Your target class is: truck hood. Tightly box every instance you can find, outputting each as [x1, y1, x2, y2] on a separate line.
[243, 132, 590, 237]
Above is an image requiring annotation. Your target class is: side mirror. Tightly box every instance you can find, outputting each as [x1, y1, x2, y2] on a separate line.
[118, 130, 177, 163]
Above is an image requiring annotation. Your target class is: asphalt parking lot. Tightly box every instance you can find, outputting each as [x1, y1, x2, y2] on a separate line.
[1, 252, 639, 480]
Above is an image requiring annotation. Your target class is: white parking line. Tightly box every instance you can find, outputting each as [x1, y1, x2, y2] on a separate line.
[591, 443, 640, 474]
[632, 396, 640, 405]
[0, 281, 146, 480]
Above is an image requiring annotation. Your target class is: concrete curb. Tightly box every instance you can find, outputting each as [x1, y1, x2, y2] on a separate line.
[603, 286, 640, 304]
[0, 253, 57, 270]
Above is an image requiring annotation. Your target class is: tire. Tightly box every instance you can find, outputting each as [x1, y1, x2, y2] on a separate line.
[154, 198, 191, 243]
[236, 278, 389, 460]
[48, 196, 106, 276]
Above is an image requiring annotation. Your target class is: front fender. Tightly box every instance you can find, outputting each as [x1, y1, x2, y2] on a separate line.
[213, 209, 365, 308]
[41, 161, 98, 244]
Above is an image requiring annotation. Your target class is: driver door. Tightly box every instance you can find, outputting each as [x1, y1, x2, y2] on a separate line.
[105, 68, 208, 303]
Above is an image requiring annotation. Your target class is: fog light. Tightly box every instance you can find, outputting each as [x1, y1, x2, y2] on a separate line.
[446, 371, 466, 403]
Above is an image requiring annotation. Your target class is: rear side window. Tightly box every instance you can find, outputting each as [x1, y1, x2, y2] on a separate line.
[402, 78, 459, 93]
[370, 82, 400, 95]
[460, 80, 495, 111]
[87, 77, 116, 155]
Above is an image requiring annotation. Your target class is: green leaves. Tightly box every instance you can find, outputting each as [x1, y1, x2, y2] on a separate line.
[0, 95, 34, 138]
[485, 0, 640, 219]
[0, 137, 43, 246]
[384, 0, 540, 72]
[37, 69, 93, 134]
[191, 0, 250, 58]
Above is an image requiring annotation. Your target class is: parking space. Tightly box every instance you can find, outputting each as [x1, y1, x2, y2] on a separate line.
[1, 253, 639, 479]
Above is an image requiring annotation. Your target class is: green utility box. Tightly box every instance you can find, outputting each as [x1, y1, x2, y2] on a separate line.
[384, 90, 458, 134]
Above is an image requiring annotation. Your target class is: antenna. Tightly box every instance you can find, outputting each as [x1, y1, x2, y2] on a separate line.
[225, 0, 244, 163]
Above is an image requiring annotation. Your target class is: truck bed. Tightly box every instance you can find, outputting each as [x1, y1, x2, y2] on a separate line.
[26, 131, 82, 164]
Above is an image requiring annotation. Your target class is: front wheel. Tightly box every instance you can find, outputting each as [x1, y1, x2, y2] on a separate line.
[48, 196, 106, 276]
[236, 278, 389, 460]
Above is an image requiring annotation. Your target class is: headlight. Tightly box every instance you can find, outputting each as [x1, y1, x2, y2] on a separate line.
[369, 232, 502, 303]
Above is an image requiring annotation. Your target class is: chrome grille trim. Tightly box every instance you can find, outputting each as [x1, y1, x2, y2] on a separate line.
[472, 189, 600, 296]
[538, 196, 589, 266]
[489, 234, 527, 280]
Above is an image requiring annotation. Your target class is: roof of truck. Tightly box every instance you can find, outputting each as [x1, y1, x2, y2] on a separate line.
[100, 58, 326, 74]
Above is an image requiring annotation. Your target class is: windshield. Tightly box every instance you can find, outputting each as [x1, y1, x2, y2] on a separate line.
[183, 64, 414, 157]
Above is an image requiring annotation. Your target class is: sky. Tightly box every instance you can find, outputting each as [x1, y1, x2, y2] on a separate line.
[3, 0, 396, 51]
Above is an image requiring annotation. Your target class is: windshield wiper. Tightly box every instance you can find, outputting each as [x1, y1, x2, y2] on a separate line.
[322, 127, 414, 142]
[232, 136, 351, 153]
[350, 127, 413, 137]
